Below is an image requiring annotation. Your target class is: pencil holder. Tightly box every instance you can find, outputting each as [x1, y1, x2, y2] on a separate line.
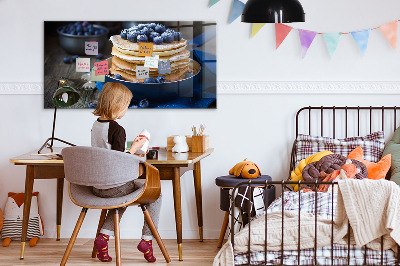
[191, 135, 209, 153]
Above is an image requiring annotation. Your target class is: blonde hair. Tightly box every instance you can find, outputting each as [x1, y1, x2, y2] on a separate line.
[93, 82, 133, 120]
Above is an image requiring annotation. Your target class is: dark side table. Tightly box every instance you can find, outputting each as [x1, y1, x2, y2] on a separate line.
[215, 175, 275, 248]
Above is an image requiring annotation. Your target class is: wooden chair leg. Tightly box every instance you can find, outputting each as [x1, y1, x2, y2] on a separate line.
[141, 205, 171, 263]
[217, 211, 230, 248]
[114, 210, 121, 266]
[92, 209, 108, 258]
[60, 208, 88, 266]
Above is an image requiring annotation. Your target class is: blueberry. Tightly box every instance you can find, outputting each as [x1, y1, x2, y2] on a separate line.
[120, 30, 128, 39]
[155, 24, 166, 34]
[144, 77, 156, 83]
[127, 31, 139, 42]
[63, 57, 71, 64]
[76, 25, 83, 32]
[72, 55, 79, 62]
[94, 30, 100, 35]
[82, 21, 89, 27]
[87, 102, 97, 108]
[69, 30, 76, 35]
[139, 99, 150, 108]
[96, 53, 103, 59]
[140, 27, 151, 37]
[114, 74, 123, 80]
[166, 28, 175, 34]
[161, 32, 174, 43]
[137, 24, 146, 30]
[156, 76, 167, 83]
[146, 23, 157, 29]
[148, 32, 160, 42]
[153, 36, 163, 45]
[137, 34, 148, 43]
[185, 71, 194, 79]
[99, 29, 105, 35]
[174, 32, 182, 41]
[74, 21, 81, 26]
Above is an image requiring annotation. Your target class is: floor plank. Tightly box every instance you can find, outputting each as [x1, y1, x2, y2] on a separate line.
[0, 239, 221, 265]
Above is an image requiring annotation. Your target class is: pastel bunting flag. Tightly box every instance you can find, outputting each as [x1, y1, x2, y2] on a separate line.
[351, 29, 370, 55]
[251, 23, 266, 38]
[229, 0, 245, 24]
[378, 21, 398, 50]
[275, 23, 293, 49]
[298, 29, 317, 58]
[323, 33, 341, 58]
[209, 0, 220, 7]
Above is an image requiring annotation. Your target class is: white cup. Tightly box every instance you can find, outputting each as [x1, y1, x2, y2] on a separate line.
[135, 129, 150, 154]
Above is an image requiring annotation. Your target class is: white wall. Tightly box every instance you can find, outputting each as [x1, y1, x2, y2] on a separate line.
[1, 0, 400, 240]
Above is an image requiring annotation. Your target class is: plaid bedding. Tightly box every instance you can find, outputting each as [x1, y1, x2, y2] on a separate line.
[234, 191, 397, 265]
[294, 131, 385, 166]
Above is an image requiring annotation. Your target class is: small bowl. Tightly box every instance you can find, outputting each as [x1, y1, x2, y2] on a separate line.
[57, 25, 109, 55]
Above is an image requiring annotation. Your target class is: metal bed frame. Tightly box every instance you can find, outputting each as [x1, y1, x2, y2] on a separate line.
[230, 106, 400, 266]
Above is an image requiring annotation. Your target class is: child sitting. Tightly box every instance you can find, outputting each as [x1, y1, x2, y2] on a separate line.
[91, 82, 161, 263]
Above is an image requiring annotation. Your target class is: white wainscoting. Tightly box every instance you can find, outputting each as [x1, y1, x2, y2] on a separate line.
[1, 82, 400, 95]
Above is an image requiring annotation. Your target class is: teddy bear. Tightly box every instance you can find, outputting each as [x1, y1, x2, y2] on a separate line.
[229, 159, 261, 179]
[1, 192, 44, 247]
[172, 135, 189, 153]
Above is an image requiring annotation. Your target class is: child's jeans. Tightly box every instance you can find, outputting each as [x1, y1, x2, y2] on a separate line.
[92, 180, 162, 240]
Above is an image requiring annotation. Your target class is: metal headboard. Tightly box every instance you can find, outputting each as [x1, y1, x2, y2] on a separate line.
[289, 106, 400, 179]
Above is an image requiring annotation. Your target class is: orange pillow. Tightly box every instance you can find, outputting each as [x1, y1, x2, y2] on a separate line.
[347, 146, 391, 180]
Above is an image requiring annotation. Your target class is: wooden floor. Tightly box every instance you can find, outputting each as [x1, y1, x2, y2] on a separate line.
[0, 239, 221, 265]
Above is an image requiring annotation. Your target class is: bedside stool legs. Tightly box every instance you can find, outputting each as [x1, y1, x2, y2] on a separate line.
[217, 211, 230, 248]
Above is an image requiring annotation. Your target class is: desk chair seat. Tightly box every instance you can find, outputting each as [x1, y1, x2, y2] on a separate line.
[69, 181, 144, 208]
[60, 146, 171, 266]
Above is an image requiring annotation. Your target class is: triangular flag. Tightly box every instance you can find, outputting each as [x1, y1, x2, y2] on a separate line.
[378, 21, 398, 50]
[229, 0, 245, 24]
[275, 23, 293, 49]
[209, 0, 220, 7]
[351, 29, 370, 55]
[323, 33, 341, 58]
[298, 29, 317, 58]
[251, 23, 266, 38]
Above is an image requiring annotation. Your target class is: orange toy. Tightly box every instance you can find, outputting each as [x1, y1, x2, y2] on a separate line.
[229, 159, 261, 179]
[1, 192, 43, 247]
[348, 146, 391, 180]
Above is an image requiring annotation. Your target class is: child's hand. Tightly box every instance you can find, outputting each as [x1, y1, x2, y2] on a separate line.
[129, 137, 147, 155]
[134, 148, 149, 157]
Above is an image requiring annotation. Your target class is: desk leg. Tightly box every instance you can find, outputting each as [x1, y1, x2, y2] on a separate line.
[56, 178, 64, 241]
[172, 167, 183, 261]
[193, 161, 203, 242]
[20, 165, 35, 259]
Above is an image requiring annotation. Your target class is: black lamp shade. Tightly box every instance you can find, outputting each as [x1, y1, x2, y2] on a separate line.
[52, 84, 80, 108]
[241, 0, 305, 23]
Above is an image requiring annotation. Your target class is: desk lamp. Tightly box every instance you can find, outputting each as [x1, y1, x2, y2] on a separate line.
[241, 0, 305, 23]
[38, 80, 80, 154]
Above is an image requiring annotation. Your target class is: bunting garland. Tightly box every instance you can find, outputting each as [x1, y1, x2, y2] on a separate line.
[208, 1, 399, 59]
[251, 23, 266, 38]
[323, 33, 341, 58]
[229, 0, 245, 24]
[378, 21, 398, 50]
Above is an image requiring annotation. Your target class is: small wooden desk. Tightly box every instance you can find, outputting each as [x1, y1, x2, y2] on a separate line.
[10, 147, 213, 261]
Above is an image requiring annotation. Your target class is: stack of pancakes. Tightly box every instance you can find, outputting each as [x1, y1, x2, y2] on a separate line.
[109, 35, 191, 82]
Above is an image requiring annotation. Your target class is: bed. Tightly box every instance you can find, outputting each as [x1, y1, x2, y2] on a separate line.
[214, 106, 400, 266]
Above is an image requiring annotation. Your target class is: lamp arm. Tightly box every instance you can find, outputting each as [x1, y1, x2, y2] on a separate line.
[50, 106, 57, 148]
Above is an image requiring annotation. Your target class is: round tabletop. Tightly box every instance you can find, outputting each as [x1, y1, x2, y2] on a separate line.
[215, 175, 272, 188]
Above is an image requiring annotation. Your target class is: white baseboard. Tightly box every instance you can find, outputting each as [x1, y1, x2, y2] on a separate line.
[1, 81, 400, 95]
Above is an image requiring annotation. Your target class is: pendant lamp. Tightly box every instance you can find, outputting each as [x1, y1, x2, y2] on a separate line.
[38, 79, 80, 154]
[241, 0, 305, 23]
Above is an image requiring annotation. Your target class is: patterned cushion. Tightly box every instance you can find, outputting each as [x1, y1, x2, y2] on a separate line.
[295, 131, 385, 166]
